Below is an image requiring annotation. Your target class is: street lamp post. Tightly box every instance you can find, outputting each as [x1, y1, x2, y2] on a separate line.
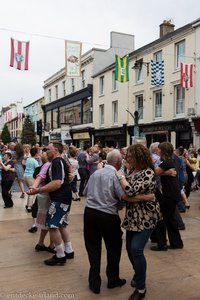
[126, 109, 140, 138]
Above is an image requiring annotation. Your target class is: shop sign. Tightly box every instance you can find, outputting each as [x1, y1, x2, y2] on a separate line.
[61, 131, 71, 141]
[73, 132, 90, 139]
[50, 132, 61, 141]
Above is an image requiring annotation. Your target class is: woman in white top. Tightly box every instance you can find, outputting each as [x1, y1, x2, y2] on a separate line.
[69, 146, 80, 201]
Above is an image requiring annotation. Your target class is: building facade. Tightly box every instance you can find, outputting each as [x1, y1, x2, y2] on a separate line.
[42, 32, 135, 147]
[92, 19, 200, 149]
[24, 97, 45, 143]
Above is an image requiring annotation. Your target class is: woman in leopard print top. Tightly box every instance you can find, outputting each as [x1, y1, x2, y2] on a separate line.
[117, 144, 161, 300]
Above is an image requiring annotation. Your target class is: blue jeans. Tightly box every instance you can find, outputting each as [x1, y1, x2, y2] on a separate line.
[126, 229, 153, 290]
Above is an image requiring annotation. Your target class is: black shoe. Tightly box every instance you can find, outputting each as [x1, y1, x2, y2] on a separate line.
[131, 278, 136, 287]
[168, 244, 184, 249]
[44, 255, 66, 266]
[73, 197, 81, 201]
[178, 225, 185, 230]
[107, 278, 126, 289]
[3, 205, 13, 208]
[179, 209, 186, 213]
[150, 239, 158, 243]
[35, 244, 48, 252]
[46, 246, 56, 254]
[129, 289, 146, 300]
[89, 284, 100, 294]
[65, 251, 74, 259]
[150, 245, 168, 251]
[28, 226, 38, 233]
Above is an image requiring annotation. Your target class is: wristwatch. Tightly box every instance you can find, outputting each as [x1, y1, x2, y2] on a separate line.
[118, 175, 125, 181]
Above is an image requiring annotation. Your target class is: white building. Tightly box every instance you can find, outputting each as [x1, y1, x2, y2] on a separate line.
[42, 32, 134, 146]
[92, 19, 200, 149]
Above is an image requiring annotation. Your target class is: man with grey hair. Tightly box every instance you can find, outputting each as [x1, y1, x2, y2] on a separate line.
[83, 149, 126, 294]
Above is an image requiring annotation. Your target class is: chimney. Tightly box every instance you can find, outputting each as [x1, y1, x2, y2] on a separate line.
[159, 20, 175, 38]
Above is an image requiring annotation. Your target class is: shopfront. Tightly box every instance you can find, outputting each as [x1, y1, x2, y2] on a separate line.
[70, 129, 92, 148]
[94, 125, 127, 148]
[140, 119, 192, 148]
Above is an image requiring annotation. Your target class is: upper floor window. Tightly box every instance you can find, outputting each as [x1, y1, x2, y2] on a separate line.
[71, 78, 75, 93]
[55, 85, 58, 100]
[49, 89, 51, 102]
[135, 60, 143, 82]
[135, 95, 143, 120]
[112, 71, 118, 91]
[175, 85, 185, 115]
[62, 81, 66, 96]
[175, 40, 185, 69]
[81, 70, 85, 88]
[154, 90, 162, 118]
[83, 98, 92, 124]
[153, 51, 162, 62]
[99, 104, 104, 126]
[32, 105, 35, 115]
[99, 76, 104, 95]
[39, 101, 42, 113]
[112, 101, 118, 125]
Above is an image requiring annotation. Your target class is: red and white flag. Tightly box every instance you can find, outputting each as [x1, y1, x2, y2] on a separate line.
[180, 62, 193, 88]
[10, 38, 30, 70]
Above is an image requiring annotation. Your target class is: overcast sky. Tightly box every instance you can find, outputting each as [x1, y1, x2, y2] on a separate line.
[0, 0, 200, 108]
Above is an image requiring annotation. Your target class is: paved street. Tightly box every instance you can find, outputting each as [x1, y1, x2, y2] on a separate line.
[0, 189, 200, 300]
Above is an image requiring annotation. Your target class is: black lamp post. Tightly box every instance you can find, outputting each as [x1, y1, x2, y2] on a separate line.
[126, 110, 140, 138]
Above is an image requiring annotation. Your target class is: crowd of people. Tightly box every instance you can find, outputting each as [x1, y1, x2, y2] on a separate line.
[0, 140, 199, 299]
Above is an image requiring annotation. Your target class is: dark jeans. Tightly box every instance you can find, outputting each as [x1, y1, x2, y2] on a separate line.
[84, 207, 123, 289]
[154, 201, 183, 248]
[31, 197, 38, 219]
[126, 229, 152, 290]
[70, 175, 78, 193]
[1, 180, 14, 207]
[78, 168, 90, 195]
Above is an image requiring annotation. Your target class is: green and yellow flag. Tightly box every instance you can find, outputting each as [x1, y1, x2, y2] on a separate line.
[115, 55, 129, 82]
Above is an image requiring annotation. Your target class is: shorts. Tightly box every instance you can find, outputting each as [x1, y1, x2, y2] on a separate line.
[46, 201, 71, 228]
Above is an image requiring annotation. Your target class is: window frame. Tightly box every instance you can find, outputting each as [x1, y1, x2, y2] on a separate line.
[135, 94, 144, 120]
[62, 81, 66, 96]
[154, 90, 162, 119]
[112, 71, 118, 91]
[174, 85, 185, 116]
[81, 70, 85, 88]
[99, 76, 104, 95]
[99, 104, 104, 126]
[175, 40, 185, 69]
[112, 101, 118, 125]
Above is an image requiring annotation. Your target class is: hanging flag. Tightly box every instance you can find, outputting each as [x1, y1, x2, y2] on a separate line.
[151, 60, 164, 86]
[10, 38, 30, 70]
[115, 55, 129, 82]
[65, 40, 82, 77]
[180, 62, 193, 88]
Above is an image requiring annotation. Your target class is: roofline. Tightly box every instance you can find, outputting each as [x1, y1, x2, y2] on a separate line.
[93, 18, 200, 78]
